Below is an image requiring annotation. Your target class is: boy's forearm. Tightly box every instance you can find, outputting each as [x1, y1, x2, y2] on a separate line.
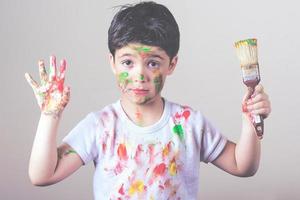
[235, 113, 261, 176]
[29, 113, 61, 185]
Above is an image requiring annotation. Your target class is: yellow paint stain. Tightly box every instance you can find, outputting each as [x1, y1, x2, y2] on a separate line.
[169, 161, 177, 176]
[162, 146, 169, 157]
[128, 180, 145, 196]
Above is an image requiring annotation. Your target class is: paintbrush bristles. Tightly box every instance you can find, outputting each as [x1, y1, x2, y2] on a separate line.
[235, 38, 258, 67]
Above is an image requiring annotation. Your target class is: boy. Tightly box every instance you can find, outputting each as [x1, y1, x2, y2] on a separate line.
[26, 1, 271, 200]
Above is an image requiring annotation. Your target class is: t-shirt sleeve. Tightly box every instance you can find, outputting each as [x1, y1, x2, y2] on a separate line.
[62, 113, 99, 165]
[200, 115, 227, 163]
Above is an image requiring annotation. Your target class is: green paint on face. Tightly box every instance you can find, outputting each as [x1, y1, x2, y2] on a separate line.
[153, 75, 163, 93]
[119, 72, 129, 83]
[173, 124, 184, 140]
[139, 74, 144, 81]
[135, 46, 152, 53]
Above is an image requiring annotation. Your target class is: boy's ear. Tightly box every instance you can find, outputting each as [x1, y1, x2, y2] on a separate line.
[109, 53, 117, 74]
[167, 55, 178, 75]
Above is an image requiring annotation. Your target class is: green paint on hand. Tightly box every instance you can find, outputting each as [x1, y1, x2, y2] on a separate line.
[173, 124, 184, 140]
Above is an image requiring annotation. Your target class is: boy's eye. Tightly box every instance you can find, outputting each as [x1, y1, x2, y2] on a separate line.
[121, 60, 133, 68]
[147, 61, 160, 69]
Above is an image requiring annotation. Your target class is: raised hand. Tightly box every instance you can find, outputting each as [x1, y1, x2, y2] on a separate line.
[25, 55, 70, 117]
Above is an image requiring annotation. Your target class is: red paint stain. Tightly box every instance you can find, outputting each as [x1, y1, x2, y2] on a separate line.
[134, 144, 143, 165]
[117, 144, 128, 160]
[182, 110, 190, 120]
[114, 162, 123, 175]
[153, 163, 166, 177]
[148, 144, 155, 164]
[118, 183, 125, 195]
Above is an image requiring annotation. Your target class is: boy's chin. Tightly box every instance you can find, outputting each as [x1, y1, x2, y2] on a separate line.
[123, 94, 159, 106]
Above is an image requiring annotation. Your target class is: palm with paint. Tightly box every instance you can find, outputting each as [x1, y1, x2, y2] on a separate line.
[25, 55, 70, 116]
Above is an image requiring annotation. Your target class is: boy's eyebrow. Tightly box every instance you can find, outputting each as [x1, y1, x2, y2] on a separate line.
[147, 54, 165, 60]
[118, 53, 165, 60]
[118, 53, 135, 58]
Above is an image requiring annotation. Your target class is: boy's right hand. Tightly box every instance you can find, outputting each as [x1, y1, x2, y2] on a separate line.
[25, 55, 70, 117]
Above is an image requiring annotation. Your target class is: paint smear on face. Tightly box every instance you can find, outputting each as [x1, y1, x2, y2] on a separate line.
[135, 46, 152, 53]
[139, 74, 145, 81]
[153, 74, 163, 94]
[134, 46, 152, 59]
[128, 180, 145, 196]
[118, 72, 132, 92]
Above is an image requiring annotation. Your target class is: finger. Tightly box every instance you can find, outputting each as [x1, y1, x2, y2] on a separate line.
[38, 60, 48, 84]
[25, 73, 39, 91]
[60, 86, 70, 109]
[252, 84, 264, 97]
[247, 93, 268, 105]
[58, 59, 67, 82]
[242, 87, 254, 103]
[247, 100, 270, 112]
[250, 107, 271, 118]
[49, 55, 57, 81]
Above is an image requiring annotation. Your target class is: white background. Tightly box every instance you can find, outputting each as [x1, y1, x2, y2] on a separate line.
[1, 0, 299, 199]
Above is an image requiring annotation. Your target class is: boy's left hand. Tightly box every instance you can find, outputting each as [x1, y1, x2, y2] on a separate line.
[242, 84, 271, 119]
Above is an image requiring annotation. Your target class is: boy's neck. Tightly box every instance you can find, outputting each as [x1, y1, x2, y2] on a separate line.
[120, 96, 165, 127]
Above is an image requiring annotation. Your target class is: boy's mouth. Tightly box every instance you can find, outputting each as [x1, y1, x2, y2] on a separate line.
[131, 88, 149, 95]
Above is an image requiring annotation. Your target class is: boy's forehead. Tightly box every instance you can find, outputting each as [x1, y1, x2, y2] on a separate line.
[116, 43, 166, 55]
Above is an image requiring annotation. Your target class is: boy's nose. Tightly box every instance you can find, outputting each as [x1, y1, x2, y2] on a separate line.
[133, 65, 147, 83]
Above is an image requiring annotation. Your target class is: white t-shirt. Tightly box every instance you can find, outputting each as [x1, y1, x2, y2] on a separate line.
[63, 99, 227, 200]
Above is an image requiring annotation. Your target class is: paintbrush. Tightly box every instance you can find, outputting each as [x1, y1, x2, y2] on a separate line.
[235, 38, 264, 139]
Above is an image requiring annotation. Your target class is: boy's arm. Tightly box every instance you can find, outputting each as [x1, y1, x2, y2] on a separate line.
[29, 114, 83, 186]
[26, 56, 83, 185]
[212, 84, 271, 177]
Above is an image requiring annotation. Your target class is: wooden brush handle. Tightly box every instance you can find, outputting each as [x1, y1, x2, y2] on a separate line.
[247, 86, 264, 139]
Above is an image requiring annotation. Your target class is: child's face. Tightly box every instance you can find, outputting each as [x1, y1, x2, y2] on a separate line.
[109, 43, 177, 105]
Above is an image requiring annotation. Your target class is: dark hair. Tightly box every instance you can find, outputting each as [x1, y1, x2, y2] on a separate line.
[108, 1, 180, 60]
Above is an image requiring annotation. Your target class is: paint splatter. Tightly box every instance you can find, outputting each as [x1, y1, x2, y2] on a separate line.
[128, 180, 145, 196]
[169, 160, 177, 176]
[135, 46, 152, 53]
[153, 163, 166, 177]
[134, 144, 143, 165]
[118, 184, 125, 195]
[153, 74, 163, 93]
[119, 72, 129, 83]
[64, 149, 77, 155]
[117, 143, 128, 160]
[173, 124, 184, 140]
[139, 74, 145, 81]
